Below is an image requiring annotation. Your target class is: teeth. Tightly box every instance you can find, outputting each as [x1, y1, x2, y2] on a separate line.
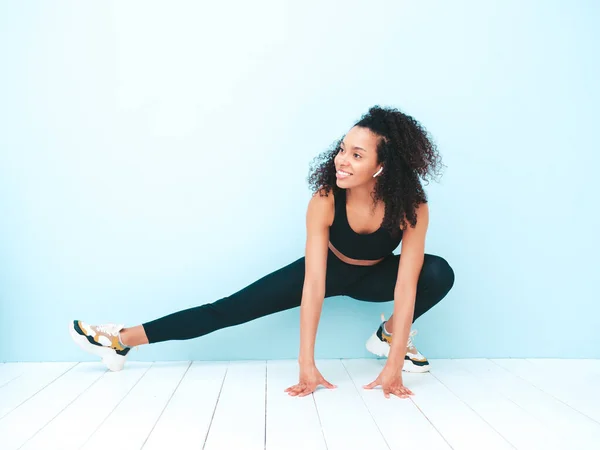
[338, 170, 351, 176]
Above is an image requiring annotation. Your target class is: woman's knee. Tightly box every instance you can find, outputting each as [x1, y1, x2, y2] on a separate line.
[423, 254, 455, 294]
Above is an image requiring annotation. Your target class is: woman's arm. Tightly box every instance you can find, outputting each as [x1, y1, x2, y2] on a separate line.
[285, 190, 336, 397]
[298, 189, 331, 365]
[387, 202, 429, 369]
[363, 202, 428, 399]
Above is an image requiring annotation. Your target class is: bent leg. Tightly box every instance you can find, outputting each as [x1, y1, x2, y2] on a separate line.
[343, 253, 455, 322]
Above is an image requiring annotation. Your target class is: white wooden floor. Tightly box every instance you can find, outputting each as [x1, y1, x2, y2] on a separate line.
[0, 358, 599, 450]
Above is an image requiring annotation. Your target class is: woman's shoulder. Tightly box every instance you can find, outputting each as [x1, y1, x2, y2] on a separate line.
[310, 186, 335, 227]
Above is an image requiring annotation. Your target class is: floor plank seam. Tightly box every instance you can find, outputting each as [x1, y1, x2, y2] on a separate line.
[201, 361, 229, 450]
[80, 361, 154, 449]
[407, 374, 455, 450]
[18, 366, 110, 450]
[461, 360, 550, 427]
[1, 362, 79, 422]
[311, 385, 328, 450]
[141, 360, 193, 450]
[340, 359, 391, 450]
[488, 358, 600, 426]
[428, 367, 517, 449]
[0, 373, 23, 390]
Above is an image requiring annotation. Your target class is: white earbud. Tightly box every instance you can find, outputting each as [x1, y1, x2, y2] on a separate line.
[372, 167, 383, 178]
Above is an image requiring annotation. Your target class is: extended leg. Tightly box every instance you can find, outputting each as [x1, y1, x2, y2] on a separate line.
[140, 249, 356, 344]
[70, 248, 361, 373]
[141, 256, 309, 344]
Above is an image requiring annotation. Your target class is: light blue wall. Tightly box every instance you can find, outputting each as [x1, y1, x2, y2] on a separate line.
[1, 1, 598, 362]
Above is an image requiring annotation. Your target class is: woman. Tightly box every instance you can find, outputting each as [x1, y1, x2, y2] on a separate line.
[69, 105, 455, 399]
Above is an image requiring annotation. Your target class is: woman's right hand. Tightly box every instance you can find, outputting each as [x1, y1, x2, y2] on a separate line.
[285, 364, 337, 397]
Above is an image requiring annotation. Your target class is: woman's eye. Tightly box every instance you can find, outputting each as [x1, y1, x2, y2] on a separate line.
[339, 147, 360, 159]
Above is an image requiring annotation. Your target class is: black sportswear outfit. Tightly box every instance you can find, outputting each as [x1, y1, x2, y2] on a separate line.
[142, 188, 455, 343]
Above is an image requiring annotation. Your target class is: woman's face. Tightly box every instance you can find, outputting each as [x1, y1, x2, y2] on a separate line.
[334, 126, 383, 187]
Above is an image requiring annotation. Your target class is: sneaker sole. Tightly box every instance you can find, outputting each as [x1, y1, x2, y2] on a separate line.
[365, 333, 430, 373]
[68, 320, 127, 372]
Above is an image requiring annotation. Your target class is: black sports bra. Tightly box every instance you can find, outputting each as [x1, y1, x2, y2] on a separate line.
[329, 188, 402, 261]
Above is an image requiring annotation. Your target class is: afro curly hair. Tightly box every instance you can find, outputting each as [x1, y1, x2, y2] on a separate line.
[307, 105, 445, 235]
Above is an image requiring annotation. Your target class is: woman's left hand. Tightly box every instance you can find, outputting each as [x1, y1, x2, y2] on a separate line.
[363, 364, 414, 399]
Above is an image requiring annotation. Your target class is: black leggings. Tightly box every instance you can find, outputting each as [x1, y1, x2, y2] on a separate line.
[142, 248, 455, 344]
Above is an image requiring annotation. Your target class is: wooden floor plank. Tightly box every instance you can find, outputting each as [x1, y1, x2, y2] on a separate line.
[203, 361, 266, 450]
[526, 358, 600, 375]
[311, 359, 389, 450]
[0, 362, 77, 420]
[141, 361, 228, 450]
[377, 359, 513, 450]
[430, 359, 568, 450]
[492, 358, 600, 424]
[0, 362, 106, 450]
[342, 358, 451, 450]
[459, 358, 600, 449]
[2, 359, 597, 450]
[20, 362, 152, 450]
[0, 362, 31, 388]
[81, 361, 190, 450]
[265, 360, 327, 450]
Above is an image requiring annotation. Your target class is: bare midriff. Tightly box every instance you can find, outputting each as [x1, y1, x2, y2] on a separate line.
[328, 241, 385, 266]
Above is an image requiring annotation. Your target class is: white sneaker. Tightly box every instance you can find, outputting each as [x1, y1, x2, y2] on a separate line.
[69, 320, 136, 371]
[365, 313, 430, 373]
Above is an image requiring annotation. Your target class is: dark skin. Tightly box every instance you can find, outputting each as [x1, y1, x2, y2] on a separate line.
[285, 126, 426, 399]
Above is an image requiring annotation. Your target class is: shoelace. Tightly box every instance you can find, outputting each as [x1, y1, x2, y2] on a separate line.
[96, 323, 121, 336]
[407, 329, 418, 349]
[380, 313, 418, 347]
[95, 323, 139, 351]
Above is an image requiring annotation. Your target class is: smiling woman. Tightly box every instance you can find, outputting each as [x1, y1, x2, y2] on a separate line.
[69, 105, 455, 400]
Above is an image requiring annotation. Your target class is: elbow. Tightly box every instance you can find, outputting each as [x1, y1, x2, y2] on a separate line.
[302, 277, 326, 299]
